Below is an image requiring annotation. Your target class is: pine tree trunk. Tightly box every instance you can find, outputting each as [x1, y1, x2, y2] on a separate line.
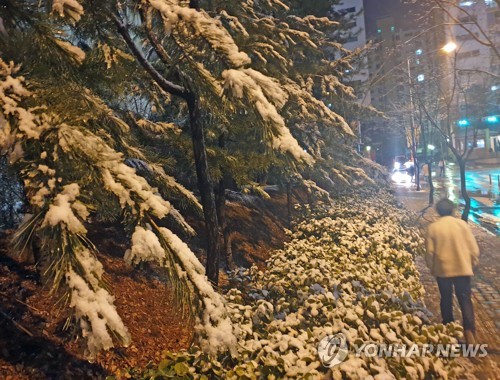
[187, 95, 221, 285]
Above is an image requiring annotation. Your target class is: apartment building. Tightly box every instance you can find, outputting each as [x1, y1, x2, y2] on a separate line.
[444, 0, 500, 159]
[363, 3, 449, 164]
[330, 0, 371, 105]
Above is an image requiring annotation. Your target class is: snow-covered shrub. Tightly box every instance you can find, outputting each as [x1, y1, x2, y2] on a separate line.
[144, 190, 461, 379]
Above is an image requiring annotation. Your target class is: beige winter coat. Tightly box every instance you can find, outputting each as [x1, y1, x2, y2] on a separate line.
[425, 216, 480, 277]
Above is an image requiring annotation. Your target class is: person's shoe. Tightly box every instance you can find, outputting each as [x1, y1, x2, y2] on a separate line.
[464, 330, 476, 345]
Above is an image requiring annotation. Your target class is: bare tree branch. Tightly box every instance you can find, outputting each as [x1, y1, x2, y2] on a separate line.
[433, 0, 500, 60]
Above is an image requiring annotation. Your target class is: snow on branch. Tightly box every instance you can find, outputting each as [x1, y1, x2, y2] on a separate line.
[42, 183, 89, 234]
[125, 226, 165, 266]
[122, 221, 238, 356]
[52, 0, 84, 23]
[67, 248, 131, 358]
[159, 227, 238, 356]
[218, 10, 250, 38]
[148, 0, 251, 67]
[222, 69, 313, 164]
[260, 0, 290, 11]
[32, 182, 131, 358]
[282, 82, 353, 136]
[243, 68, 288, 109]
[54, 39, 86, 64]
[0, 59, 45, 142]
[57, 125, 172, 219]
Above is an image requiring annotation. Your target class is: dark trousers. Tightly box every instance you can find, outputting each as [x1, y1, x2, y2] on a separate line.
[436, 276, 475, 332]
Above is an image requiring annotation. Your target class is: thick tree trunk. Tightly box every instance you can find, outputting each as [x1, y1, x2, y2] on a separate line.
[186, 95, 221, 285]
[458, 158, 471, 222]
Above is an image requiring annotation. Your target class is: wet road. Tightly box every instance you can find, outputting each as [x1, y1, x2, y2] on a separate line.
[392, 163, 500, 235]
[440, 164, 500, 235]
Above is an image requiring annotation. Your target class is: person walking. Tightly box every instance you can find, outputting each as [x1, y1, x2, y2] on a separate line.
[422, 163, 429, 182]
[407, 164, 415, 183]
[425, 198, 480, 345]
[438, 159, 445, 177]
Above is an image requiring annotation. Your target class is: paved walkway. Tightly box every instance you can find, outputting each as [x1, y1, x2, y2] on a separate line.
[395, 185, 500, 379]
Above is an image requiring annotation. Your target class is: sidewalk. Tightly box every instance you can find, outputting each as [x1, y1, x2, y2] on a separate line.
[395, 185, 500, 379]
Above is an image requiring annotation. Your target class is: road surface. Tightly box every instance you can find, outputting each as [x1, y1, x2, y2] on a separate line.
[392, 163, 500, 235]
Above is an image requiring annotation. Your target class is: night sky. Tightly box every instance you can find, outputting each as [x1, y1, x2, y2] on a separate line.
[363, 0, 426, 35]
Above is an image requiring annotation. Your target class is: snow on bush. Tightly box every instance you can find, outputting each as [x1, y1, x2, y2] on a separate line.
[143, 190, 461, 379]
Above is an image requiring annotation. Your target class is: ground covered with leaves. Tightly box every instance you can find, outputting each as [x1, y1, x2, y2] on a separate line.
[0, 248, 193, 379]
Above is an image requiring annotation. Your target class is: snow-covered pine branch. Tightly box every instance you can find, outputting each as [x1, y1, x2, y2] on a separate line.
[1, 56, 237, 357]
[148, 0, 250, 67]
[222, 69, 313, 164]
[52, 0, 84, 23]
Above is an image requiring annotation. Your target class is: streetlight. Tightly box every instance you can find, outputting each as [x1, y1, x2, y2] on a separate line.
[441, 42, 458, 54]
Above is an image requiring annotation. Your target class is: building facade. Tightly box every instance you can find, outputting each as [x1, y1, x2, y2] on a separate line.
[444, 0, 500, 162]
